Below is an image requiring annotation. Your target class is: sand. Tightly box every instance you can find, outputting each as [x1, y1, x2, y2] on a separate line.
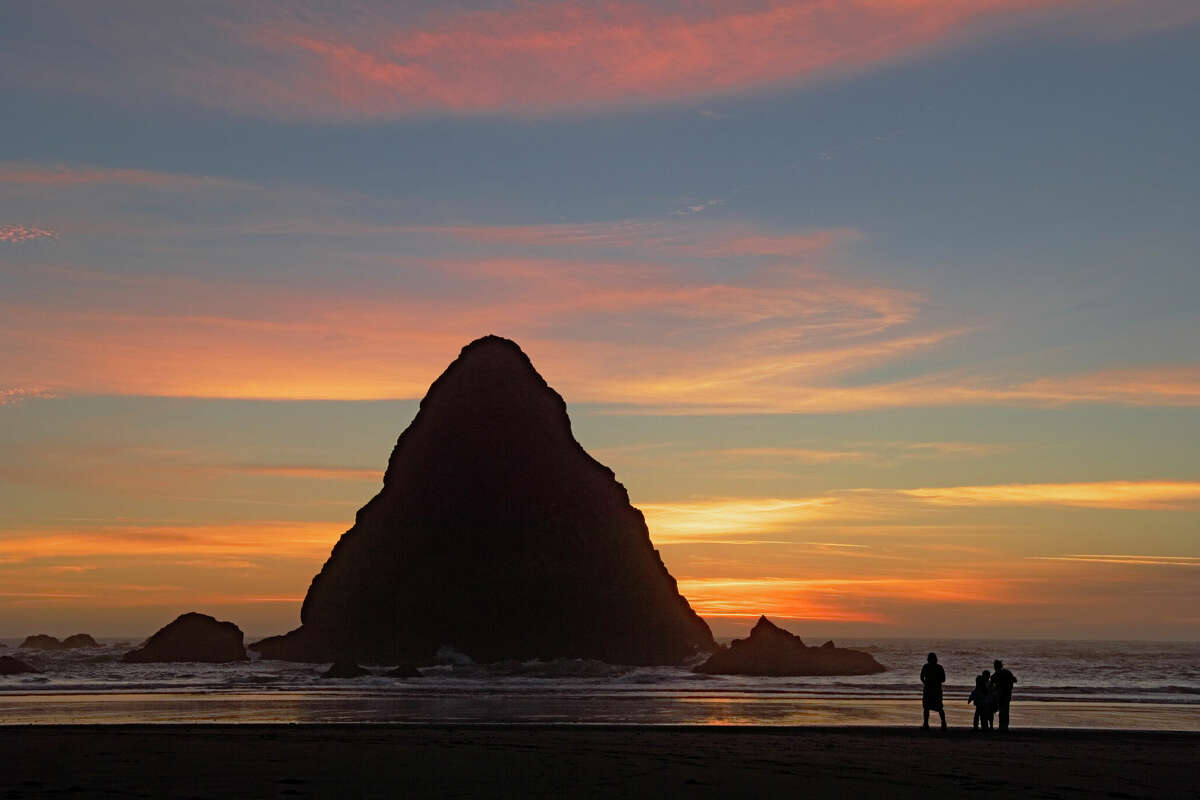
[3, 725, 1197, 798]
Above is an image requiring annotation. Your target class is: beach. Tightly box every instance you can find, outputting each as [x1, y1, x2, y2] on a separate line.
[4, 725, 1197, 798]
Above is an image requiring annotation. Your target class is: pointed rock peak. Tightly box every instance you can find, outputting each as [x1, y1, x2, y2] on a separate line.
[749, 615, 800, 644]
[421, 335, 550, 406]
[459, 334, 533, 362]
[252, 336, 715, 666]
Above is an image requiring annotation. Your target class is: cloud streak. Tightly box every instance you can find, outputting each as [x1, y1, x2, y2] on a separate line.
[901, 480, 1200, 510]
[4, 164, 1198, 413]
[1030, 554, 1200, 567]
[0, 224, 58, 243]
[9, 1, 1183, 119]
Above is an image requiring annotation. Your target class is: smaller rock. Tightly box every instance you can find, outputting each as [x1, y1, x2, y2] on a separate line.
[384, 663, 421, 678]
[695, 616, 886, 676]
[123, 612, 248, 663]
[322, 661, 370, 678]
[19, 634, 64, 650]
[0, 656, 41, 675]
[62, 634, 100, 649]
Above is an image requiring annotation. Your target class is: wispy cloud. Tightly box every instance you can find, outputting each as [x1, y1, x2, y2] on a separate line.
[0, 521, 342, 564]
[0, 387, 54, 406]
[1029, 554, 1200, 567]
[8, 1, 1180, 119]
[901, 480, 1200, 510]
[0, 163, 243, 189]
[217, 464, 380, 481]
[406, 221, 861, 258]
[641, 498, 850, 543]
[676, 574, 1030, 621]
[641, 481, 1200, 545]
[1001, 367, 1200, 407]
[0, 224, 58, 243]
[4, 163, 1198, 413]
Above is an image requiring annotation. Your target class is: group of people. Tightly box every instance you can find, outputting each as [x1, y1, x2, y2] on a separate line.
[919, 653, 1017, 731]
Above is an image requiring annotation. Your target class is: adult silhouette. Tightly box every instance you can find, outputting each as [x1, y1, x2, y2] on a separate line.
[991, 659, 1017, 730]
[920, 652, 947, 730]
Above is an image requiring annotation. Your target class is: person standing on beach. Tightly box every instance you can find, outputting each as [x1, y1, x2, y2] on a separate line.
[991, 659, 1017, 731]
[968, 671, 993, 730]
[920, 652, 947, 730]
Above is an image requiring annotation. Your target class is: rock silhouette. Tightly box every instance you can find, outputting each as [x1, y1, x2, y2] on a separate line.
[322, 661, 371, 678]
[252, 335, 714, 665]
[0, 656, 40, 675]
[19, 634, 64, 650]
[122, 613, 248, 663]
[63, 634, 100, 648]
[20, 633, 100, 650]
[695, 616, 886, 676]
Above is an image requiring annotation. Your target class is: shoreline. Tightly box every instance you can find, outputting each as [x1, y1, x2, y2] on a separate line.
[2, 690, 1196, 730]
[6, 724, 1197, 798]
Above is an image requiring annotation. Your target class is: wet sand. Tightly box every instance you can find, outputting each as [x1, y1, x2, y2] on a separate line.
[4, 725, 1198, 798]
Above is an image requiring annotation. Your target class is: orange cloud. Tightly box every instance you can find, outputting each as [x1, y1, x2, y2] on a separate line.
[4, 164, 1198, 415]
[642, 497, 857, 543]
[244, 0, 1077, 116]
[1003, 367, 1200, 407]
[1030, 554, 1200, 567]
[0, 521, 343, 563]
[676, 575, 1030, 622]
[901, 480, 1200, 510]
[0, 233, 938, 407]
[0, 386, 54, 405]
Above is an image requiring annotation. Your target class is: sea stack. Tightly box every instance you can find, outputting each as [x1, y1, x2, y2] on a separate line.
[19, 633, 99, 650]
[695, 616, 886, 676]
[62, 633, 100, 649]
[123, 612, 248, 663]
[252, 336, 714, 665]
[19, 634, 65, 650]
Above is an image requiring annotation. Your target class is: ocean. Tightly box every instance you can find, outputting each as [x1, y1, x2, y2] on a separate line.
[3, 638, 1198, 729]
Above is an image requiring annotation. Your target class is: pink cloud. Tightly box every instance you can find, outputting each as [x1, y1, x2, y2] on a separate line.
[4, 2, 1192, 119]
[0, 224, 58, 243]
[237, 0, 1085, 116]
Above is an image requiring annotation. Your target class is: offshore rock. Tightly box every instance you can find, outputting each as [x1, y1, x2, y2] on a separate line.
[122, 613, 248, 663]
[252, 336, 714, 665]
[62, 633, 100, 648]
[19, 634, 65, 650]
[20, 633, 99, 650]
[0, 656, 41, 675]
[695, 616, 886, 676]
[322, 661, 371, 678]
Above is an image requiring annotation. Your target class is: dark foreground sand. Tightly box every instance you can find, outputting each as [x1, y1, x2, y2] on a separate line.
[3, 725, 1197, 798]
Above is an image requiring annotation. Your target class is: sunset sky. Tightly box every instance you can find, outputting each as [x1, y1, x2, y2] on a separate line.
[2, 0, 1198, 641]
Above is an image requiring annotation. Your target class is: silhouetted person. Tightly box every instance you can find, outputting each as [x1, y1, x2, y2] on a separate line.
[968, 670, 994, 730]
[920, 652, 946, 730]
[991, 659, 1017, 730]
